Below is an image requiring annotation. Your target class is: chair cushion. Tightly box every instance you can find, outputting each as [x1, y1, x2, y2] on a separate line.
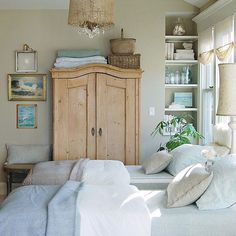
[6, 144, 51, 164]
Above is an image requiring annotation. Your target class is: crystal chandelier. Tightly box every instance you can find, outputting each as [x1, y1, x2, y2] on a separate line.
[68, 0, 114, 38]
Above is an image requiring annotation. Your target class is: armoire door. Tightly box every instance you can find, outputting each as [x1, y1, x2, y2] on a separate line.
[96, 73, 138, 164]
[53, 74, 96, 160]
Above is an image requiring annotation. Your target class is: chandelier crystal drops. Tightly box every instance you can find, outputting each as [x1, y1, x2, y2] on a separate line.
[68, 0, 114, 38]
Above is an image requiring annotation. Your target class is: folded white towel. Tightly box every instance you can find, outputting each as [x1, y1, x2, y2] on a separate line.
[54, 60, 107, 68]
[56, 56, 106, 63]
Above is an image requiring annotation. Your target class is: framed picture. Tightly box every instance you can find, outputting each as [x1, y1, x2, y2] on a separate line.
[174, 92, 193, 108]
[16, 50, 38, 72]
[8, 74, 47, 101]
[17, 104, 37, 129]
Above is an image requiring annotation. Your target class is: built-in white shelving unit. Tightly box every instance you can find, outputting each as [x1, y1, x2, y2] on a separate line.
[165, 35, 198, 42]
[165, 33, 200, 131]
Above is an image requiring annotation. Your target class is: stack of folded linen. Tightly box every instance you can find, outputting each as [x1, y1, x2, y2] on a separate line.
[54, 49, 107, 68]
[174, 49, 195, 60]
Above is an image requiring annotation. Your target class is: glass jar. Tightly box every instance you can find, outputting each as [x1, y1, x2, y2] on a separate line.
[165, 70, 170, 84]
[181, 72, 185, 84]
[175, 70, 180, 84]
[173, 17, 186, 36]
[170, 73, 175, 84]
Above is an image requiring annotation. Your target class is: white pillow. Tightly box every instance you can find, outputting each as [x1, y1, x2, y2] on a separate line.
[166, 144, 206, 176]
[196, 155, 236, 210]
[142, 150, 172, 174]
[166, 144, 229, 176]
[81, 160, 130, 185]
[213, 123, 231, 149]
[7, 144, 51, 164]
[167, 163, 213, 208]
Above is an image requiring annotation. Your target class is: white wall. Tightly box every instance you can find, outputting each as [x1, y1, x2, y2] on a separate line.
[0, 0, 198, 193]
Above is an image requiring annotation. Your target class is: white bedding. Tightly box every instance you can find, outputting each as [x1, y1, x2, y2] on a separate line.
[0, 184, 151, 236]
[143, 190, 236, 236]
[126, 165, 173, 190]
[24, 159, 130, 186]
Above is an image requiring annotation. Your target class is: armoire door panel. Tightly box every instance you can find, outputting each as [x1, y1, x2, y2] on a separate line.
[96, 74, 136, 163]
[106, 85, 126, 161]
[53, 74, 96, 160]
[68, 74, 96, 160]
[53, 79, 69, 160]
[125, 79, 136, 164]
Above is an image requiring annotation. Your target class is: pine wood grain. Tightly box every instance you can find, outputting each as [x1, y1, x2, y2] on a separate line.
[52, 64, 141, 164]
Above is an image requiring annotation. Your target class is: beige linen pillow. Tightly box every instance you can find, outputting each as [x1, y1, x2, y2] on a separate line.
[142, 150, 173, 174]
[7, 144, 51, 164]
[23, 160, 77, 185]
[167, 163, 213, 208]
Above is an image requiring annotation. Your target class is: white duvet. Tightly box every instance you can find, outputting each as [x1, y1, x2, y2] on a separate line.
[24, 159, 130, 186]
[0, 183, 151, 236]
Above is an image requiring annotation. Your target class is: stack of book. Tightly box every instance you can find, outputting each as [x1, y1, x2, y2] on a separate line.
[174, 49, 195, 60]
[165, 43, 174, 60]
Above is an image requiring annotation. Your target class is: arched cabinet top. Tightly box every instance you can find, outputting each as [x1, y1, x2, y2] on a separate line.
[51, 64, 142, 79]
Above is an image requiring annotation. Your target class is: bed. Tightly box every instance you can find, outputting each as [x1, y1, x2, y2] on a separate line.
[0, 183, 151, 236]
[144, 190, 236, 236]
[126, 165, 173, 189]
[2, 151, 235, 236]
[1, 185, 236, 236]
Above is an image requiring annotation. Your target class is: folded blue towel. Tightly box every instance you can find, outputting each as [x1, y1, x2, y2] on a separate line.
[57, 49, 101, 58]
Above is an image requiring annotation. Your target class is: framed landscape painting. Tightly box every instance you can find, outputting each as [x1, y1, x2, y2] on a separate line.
[8, 74, 46, 101]
[17, 104, 37, 129]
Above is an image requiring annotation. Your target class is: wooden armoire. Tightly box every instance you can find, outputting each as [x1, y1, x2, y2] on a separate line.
[51, 64, 142, 164]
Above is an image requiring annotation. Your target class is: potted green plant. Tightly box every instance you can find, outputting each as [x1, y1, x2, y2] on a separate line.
[152, 114, 203, 151]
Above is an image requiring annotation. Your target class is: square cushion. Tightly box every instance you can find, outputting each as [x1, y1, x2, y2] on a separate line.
[142, 150, 172, 174]
[196, 155, 236, 210]
[166, 144, 229, 176]
[167, 163, 213, 208]
[7, 144, 51, 164]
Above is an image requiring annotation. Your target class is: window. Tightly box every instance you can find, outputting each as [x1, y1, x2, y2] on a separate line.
[199, 15, 235, 144]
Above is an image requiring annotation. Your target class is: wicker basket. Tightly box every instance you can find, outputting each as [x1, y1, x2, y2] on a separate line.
[108, 54, 140, 69]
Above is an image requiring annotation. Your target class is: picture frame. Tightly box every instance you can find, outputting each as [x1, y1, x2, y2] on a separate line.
[174, 92, 193, 108]
[16, 104, 38, 129]
[16, 50, 38, 72]
[8, 73, 47, 101]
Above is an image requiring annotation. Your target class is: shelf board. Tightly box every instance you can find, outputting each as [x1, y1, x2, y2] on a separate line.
[165, 60, 198, 65]
[165, 84, 198, 88]
[165, 35, 198, 42]
[165, 108, 198, 112]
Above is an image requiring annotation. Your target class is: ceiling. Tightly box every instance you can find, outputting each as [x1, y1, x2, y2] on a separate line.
[0, 0, 212, 10]
[0, 0, 69, 9]
[184, 0, 211, 8]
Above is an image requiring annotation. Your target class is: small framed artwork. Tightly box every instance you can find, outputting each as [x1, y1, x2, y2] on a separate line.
[8, 73, 47, 101]
[16, 48, 37, 72]
[17, 104, 37, 129]
[174, 92, 193, 107]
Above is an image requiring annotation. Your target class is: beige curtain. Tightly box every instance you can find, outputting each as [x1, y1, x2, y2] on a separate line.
[198, 28, 214, 65]
[198, 49, 214, 65]
[214, 15, 234, 62]
[198, 16, 234, 64]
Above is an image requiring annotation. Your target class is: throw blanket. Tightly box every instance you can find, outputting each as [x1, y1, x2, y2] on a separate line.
[56, 56, 106, 63]
[57, 49, 101, 58]
[54, 56, 107, 68]
[0, 183, 151, 236]
[23, 159, 130, 186]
